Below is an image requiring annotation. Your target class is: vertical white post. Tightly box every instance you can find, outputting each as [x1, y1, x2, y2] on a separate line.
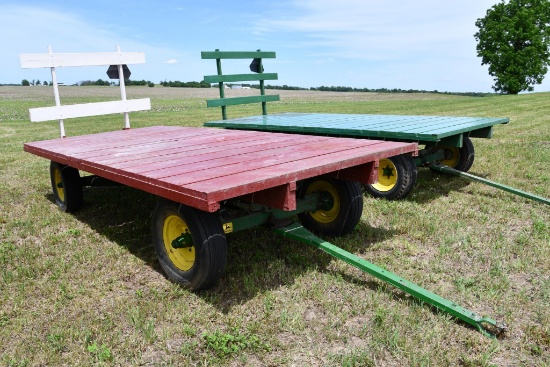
[49, 45, 65, 138]
[116, 45, 130, 130]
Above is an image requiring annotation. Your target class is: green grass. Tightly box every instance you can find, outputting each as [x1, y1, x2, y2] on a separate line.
[0, 86, 549, 366]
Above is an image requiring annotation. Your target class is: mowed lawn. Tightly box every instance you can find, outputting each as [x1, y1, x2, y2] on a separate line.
[0, 86, 548, 366]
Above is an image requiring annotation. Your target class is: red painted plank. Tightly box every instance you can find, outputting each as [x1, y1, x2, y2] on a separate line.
[26, 127, 242, 160]
[90, 133, 280, 166]
[83, 132, 330, 170]
[139, 136, 351, 179]
[77, 127, 255, 157]
[27, 126, 182, 152]
[25, 127, 255, 167]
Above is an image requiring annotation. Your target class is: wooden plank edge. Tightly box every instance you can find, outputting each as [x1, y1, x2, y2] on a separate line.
[236, 182, 297, 211]
[201, 51, 276, 59]
[206, 95, 279, 108]
[204, 73, 278, 83]
[20, 52, 146, 68]
[29, 98, 151, 122]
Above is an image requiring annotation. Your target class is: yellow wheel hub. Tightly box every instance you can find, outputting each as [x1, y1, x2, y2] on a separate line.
[306, 180, 340, 223]
[163, 215, 195, 271]
[440, 147, 460, 168]
[371, 158, 397, 192]
[53, 167, 65, 202]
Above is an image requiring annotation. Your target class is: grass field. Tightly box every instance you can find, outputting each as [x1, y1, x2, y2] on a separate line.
[0, 86, 548, 366]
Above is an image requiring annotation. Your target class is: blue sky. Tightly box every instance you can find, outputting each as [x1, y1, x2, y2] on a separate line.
[3, 0, 550, 93]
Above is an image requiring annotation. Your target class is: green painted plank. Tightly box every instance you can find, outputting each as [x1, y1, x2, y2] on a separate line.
[205, 113, 440, 140]
[207, 114, 507, 136]
[283, 114, 504, 138]
[204, 73, 278, 83]
[204, 113, 509, 143]
[206, 95, 280, 108]
[201, 51, 276, 59]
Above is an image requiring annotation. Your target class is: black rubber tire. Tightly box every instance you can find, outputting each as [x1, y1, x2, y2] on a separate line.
[49, 161, 83, 213]
[429, 136, 475, 172]
[298, 178, 363, 237]
[151, 199, 227, 291]
[363, 155, 417, 200]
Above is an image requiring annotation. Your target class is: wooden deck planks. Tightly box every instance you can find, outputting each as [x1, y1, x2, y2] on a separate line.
[162, 139, 411, 186]
[183, 141, 417, 203]
[204, 113, 509, 142]
[80, 132, 331, 170]
[24, 126, 417, 212]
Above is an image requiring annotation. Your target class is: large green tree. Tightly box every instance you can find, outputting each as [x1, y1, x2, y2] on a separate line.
[474, 0, 550, 94]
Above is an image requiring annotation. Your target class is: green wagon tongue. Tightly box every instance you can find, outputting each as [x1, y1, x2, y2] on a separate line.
[430, 164, 550, 206]
[273, 222, 507, 339]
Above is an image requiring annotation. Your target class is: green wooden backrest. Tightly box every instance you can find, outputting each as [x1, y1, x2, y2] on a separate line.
[201, 49, 279, 120]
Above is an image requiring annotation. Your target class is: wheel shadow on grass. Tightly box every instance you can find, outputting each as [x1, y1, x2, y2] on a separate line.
[45, 185, 400, 314]
[404, 168, 471, 204]
[408, 168, 516, 205]
[45, 185, 162, 270]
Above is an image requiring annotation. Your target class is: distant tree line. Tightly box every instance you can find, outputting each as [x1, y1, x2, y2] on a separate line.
[12, 78, 495, 96]
[258, 84, 494, 97]
[227, 83, 478, 96]
[79, 79, 113, 86]
[21, 79, 51, 86]
[160, 80, 210, 88]
[79, 79, 155, 87]
[19, 79, 155, 87]
[258, 84, 309, 91]
[126, 80, 155, 87]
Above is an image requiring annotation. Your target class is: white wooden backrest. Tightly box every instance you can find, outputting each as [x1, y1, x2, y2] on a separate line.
[20, 46, 151, 138]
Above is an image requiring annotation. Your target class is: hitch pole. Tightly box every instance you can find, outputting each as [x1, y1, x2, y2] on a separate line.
[430, 164, 549, 206]
[274, 222, 506, 338]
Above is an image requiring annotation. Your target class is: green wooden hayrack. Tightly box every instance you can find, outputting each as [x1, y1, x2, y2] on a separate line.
[201, 49, 280, 120]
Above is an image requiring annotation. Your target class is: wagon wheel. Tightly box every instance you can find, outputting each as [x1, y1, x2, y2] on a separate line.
[363, 155, 417, 200]
[151, 199, 227, 291]
[49, 161, 83, 213]
[428, 136, 475, 172]
[298, 178, 363, 236]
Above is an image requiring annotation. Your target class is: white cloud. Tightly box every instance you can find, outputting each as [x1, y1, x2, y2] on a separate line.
[252, 0, 507, 91]
[163, 59, 178, 64]
[258, 0, 497, 58]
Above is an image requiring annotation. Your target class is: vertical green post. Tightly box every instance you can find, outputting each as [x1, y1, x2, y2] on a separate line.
[215, 49, 227, 120]
[257, 49, 267, 115]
